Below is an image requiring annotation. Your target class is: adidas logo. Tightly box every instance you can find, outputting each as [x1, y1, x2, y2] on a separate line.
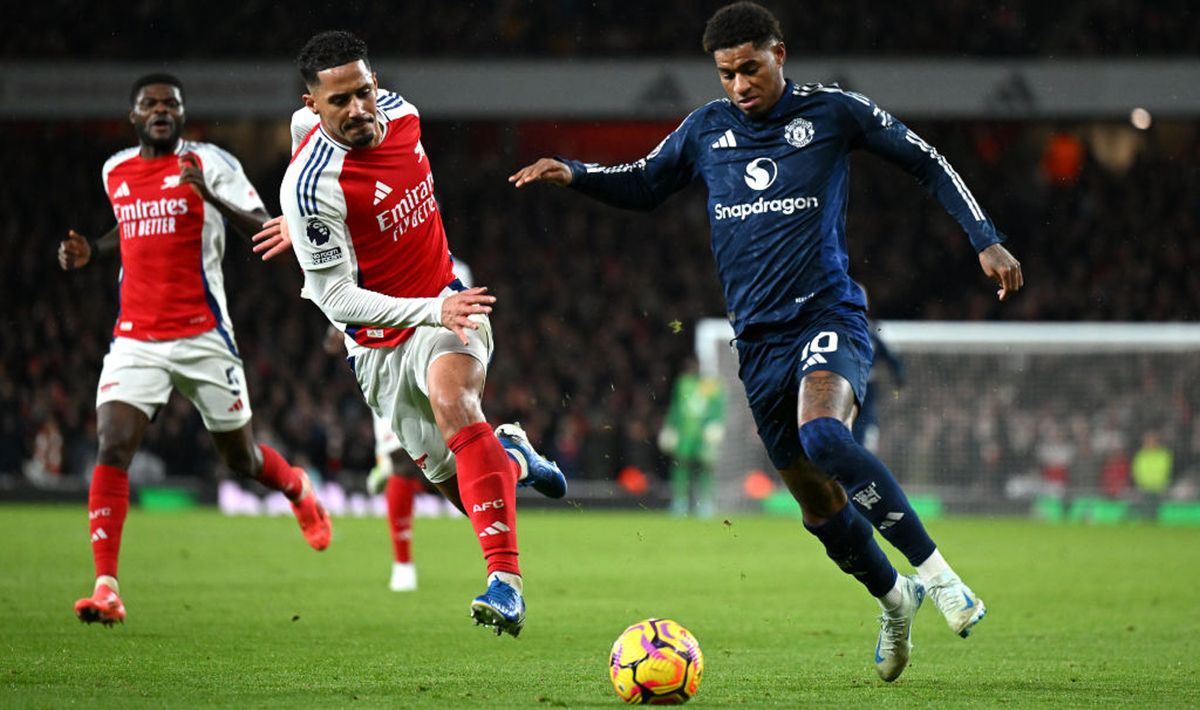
[113, 182, 130, 198]
[91, 528, 108, 543]
[478, 520, 510, 537]
[711, 129, 737, 149]
[372, 180, 393, 205]
[802, 352, 827, 370]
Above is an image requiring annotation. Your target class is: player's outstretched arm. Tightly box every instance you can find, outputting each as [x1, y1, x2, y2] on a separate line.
[440, 287, 497, 346]
[509, 158, 573, 188]
[59, 226, 118, 270]
[978, 243, 1024, 301]
[251, 216, 293, 262]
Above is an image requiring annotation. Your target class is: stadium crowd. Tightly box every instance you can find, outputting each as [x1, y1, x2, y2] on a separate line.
[5, 1, 1197, 59]
[2, 115, 1196, 497]
[874, 351, 1200, 502]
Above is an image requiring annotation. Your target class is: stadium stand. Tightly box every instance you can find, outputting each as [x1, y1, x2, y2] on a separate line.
[4, 1, 1198, 59]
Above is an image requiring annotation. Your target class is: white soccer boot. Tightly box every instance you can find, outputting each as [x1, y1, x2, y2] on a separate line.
[926, 571, 987, 637]
[875, 574, 925, 682]
[389, 561, 417, 592]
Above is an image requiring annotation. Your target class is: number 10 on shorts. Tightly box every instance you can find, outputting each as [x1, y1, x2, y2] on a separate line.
[801, 331, 839, 370]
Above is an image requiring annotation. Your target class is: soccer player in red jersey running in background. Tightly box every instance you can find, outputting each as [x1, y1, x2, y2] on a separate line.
[266, 31, 566, 637]
[59, 73, 332, 627]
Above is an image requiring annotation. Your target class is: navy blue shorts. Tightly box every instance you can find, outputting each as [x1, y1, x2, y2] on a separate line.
[735, 311, 873, 470]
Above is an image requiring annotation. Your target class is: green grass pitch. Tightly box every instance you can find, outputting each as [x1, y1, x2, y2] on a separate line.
[2, 504, 1198, 708]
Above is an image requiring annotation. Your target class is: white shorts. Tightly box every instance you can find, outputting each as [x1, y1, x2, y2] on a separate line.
[373, 412, 403, 458]
[352, 315, 493, 484]
[96, 331, 252, 433]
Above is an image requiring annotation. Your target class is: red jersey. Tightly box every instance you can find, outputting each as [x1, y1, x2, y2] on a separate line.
[101, 141, 264, 346]
[281, 91, 455, 348]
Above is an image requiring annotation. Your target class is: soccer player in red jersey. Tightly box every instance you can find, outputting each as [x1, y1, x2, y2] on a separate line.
[58, 73, 332, 626]
[268, 31, 566, 637]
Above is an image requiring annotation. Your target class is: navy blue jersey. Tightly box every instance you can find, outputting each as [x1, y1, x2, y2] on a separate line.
[563, 81, 1005, 337]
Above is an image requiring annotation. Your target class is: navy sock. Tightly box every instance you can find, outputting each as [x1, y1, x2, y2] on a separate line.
[799, 417, 936, 566]
[804, 503, 898, 597]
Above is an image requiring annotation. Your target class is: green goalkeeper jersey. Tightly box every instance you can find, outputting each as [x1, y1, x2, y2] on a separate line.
[661, 373, 726, 462]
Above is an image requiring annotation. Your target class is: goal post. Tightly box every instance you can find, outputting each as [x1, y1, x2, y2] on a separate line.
[696, 319, 1200, 518]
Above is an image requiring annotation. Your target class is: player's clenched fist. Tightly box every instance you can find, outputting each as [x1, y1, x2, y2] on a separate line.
[59, 229, 92, 271]
[441, 287, 496, 344]
[508, 158, 573, 188]
[178, 153, 212, 202]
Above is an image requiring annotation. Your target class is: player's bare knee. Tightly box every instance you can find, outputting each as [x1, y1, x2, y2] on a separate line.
[430, 390, 483, 439]
[96, 425, 137, 469]
[95, 434, 137, 470]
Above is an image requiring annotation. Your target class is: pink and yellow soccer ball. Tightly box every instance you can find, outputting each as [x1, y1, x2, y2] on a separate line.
[609, 618, 704, 704]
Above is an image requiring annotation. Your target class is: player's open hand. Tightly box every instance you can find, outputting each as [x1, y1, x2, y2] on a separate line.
[509, 158, 573, 188]
[178, 153, 212, 202]
[252, 216, 293, 262]
[441, 287, 496, 345]
[58, 229, 91, 270]
[978, 243, 1023, 301]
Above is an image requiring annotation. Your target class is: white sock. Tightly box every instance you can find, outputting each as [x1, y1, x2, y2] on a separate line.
[95, 575, 120, 594]
[877, 575, 905, 612]
[490, 571, 524, 594]
[509, 451, 530, 481]
[915, 548, 952, 585]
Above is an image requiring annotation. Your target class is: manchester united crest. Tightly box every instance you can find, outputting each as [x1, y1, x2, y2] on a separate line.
[784, 117, 815, 149]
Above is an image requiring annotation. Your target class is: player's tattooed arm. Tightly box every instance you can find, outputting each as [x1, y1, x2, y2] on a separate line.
[58, 225, 118, 271]
[178, 154, 273, 244]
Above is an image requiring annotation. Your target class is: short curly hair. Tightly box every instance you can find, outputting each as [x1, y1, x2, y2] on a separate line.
[130, 73, 184, 106]
[701, 2, 783, 53]
[297, 30, 370, 86]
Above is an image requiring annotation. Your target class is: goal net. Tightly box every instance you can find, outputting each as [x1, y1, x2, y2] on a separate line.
[696, 320, 1200, 516]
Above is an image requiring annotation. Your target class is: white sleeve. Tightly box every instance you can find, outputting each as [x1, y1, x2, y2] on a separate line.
[280, 162, 444, 329]
[290, 107, 320, 153]
[198, 145, 266, 213]
[302, 263, 445, 330]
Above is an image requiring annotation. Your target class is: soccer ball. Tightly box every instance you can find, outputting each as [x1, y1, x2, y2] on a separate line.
[609, 618, 703, 704]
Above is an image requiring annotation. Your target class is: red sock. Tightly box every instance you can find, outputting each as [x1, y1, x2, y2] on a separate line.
[386, 476, 416, 563]
[255, 444, 303, 501]
[88, 464, 129, 580]
[447, 422, 521, 577]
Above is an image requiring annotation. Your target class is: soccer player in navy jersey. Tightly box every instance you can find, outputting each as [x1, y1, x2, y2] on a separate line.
[511, 1, 1022, 681]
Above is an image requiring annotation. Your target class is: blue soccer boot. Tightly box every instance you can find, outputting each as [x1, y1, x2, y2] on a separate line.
[470, 574, 526, 637]
[495, 423, 567, 499]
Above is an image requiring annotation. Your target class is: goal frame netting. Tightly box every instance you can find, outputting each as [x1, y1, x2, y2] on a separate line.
[696, 319, 1200, 515]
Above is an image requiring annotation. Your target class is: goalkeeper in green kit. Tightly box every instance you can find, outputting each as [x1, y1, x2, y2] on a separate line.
[659, 359, 726, 518]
